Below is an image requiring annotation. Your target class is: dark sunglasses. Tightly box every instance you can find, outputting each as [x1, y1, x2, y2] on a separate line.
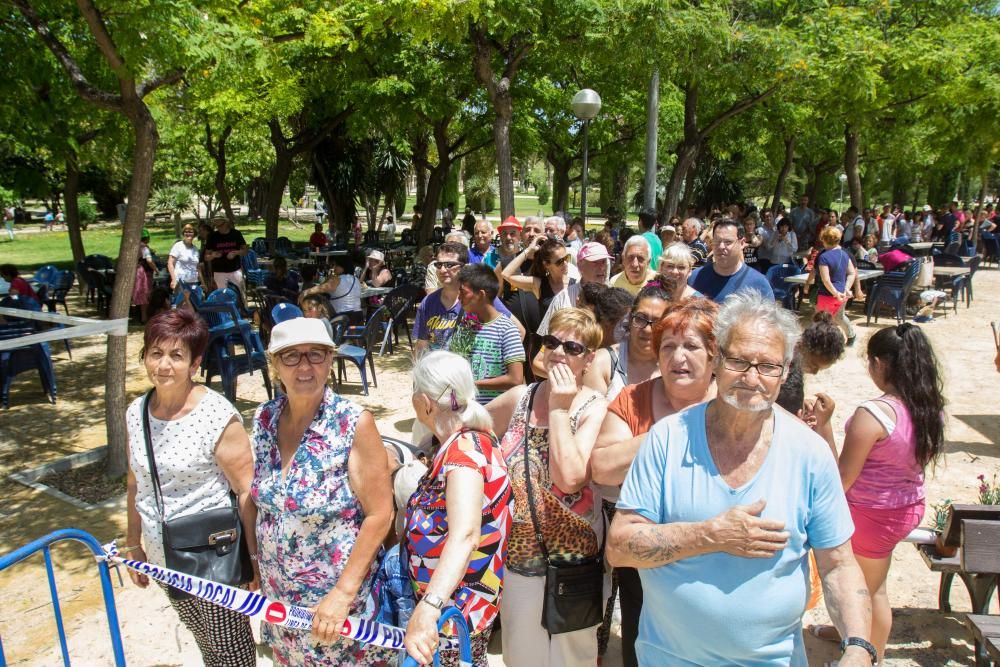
[436, 261, 463, 270]
[630, 313, 657, 330]
[550, 255, 571, 267]
[541, 335, 589, 356]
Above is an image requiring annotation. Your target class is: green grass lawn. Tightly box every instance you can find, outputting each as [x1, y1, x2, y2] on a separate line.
[0, 220, 315, 273]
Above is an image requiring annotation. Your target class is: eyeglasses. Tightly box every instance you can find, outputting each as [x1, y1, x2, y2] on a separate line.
[721, 356, 784, 378]
[182, 230, 196, 236]
[277, 349, 331, 367]
[541, 335, 589, 356]
[550, 255, 570, 267]
[436, 261, 463, 271]
[629, 313, 657, 330]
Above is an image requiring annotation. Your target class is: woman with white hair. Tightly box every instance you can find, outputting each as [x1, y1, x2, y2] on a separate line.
[648, 242, 700, 302]
[402, 350, 513, 667]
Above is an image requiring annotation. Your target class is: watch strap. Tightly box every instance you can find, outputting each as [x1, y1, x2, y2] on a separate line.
[840, 636, 877, 664]
[420, 593, 446, 610]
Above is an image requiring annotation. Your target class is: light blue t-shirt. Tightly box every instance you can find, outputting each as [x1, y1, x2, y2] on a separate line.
[617, 403, 853, 666]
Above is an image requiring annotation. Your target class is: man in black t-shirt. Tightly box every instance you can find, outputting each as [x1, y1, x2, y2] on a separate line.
[204, 217, 248, 290]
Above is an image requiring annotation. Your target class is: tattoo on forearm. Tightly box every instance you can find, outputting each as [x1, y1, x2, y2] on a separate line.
[625, 526, 678, 563]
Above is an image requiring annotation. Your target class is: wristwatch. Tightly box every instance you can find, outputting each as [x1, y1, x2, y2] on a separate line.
[420, 593, 446, 610]
[840, 636, 878, 664]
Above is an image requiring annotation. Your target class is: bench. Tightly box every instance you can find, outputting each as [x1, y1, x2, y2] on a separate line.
[966, 615, 1000, 666]
[915, 505, 1000, 613]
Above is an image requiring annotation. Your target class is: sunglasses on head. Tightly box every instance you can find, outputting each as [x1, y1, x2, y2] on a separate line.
[541, 334, 589, 356]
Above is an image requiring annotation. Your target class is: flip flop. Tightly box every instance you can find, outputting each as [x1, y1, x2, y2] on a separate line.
[807, 624, 841, 643]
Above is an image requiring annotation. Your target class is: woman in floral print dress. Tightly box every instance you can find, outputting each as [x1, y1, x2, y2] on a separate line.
[251, 318, 395, 666]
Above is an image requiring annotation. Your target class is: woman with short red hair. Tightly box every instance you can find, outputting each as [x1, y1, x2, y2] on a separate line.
[591, 297, 719, 667]
[124, 308, 257, 666]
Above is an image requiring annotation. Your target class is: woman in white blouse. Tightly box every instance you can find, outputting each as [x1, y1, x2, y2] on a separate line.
[765, 218, 799, 265]
[167, 224, 201, 291]
[124, 308, 257, 666]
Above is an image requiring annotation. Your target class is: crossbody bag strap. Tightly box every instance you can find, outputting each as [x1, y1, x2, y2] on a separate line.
[521, 383, 551, 564]
[141, 389, 166, 522]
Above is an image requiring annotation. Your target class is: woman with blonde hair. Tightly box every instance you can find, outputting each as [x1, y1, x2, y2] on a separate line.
[649, 242, 700, 302]
[402, 350, 513, 666]
[488, 307, 608, 667]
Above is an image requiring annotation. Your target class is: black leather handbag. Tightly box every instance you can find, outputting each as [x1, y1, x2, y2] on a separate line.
[141, 391, 252, 600]
[522, 384, 605, 635]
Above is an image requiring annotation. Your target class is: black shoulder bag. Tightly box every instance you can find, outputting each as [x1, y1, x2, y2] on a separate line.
[141, 390, 252, 600]
[522, 383, 605, 635]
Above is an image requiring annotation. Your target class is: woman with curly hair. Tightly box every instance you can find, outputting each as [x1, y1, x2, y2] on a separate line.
[808, 324, 945, 664]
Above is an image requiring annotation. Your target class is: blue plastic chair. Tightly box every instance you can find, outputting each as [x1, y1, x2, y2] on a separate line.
[197, 291, 272, 402]
[866, 260, 922, 324]
[766, 263, 801, 310]
[170, 283, 204, 309]
[271, 303, 303, 324]
[251, 237, 269, 256]
[30, 265, 59, 291]
[335, 306, 390, 395]
[0, 308, 57, 408]
[43, 270, 75, 316]
[241, 250, 266, 287]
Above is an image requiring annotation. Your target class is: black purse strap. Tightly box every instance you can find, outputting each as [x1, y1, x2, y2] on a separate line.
[141, 390, 167, 522]
[522, 383, 552, 564]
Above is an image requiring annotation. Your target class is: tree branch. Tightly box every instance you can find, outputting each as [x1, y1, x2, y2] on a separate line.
[272, 32, 305, 44]
[137, 70, 184, 98]
[75, 0, 128, 81]
[11, 0, 121, 111]
[453, 138, 493, 162]
[699, 83, 780, 139]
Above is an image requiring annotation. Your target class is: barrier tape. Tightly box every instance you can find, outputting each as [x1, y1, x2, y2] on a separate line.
[98, 541, 461, 652]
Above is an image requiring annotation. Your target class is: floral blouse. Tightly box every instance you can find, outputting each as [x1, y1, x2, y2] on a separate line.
[403, 429, 513, 635]
[251, 387, 392, 666]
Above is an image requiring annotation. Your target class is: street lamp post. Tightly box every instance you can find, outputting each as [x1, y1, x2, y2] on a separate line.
[838, 173, 848, 209]
[572, 89, 602, 225]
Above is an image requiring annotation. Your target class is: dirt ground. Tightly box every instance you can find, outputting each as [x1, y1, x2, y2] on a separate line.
[1, 266, 998, 666]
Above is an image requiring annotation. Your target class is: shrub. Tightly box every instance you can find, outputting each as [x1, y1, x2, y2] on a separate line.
[78, 200, 98, 229]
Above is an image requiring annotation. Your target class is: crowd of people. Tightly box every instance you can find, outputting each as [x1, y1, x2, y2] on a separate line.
[117, 201, 978, 667]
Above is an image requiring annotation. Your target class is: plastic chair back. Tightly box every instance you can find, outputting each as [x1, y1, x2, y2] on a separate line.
[271, 303, 303, 324]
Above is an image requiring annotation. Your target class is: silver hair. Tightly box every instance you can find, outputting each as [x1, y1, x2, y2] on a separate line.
[544, 215, 566, 233]
[683, 217, 703, 233]
[412, 350, 492, 432]
[444, 231, 470, 247]
[522, 216, 539, 226]
[622, 234, 651, 258]
[714, 290, 801, 365]
[659, 242, 695, 268]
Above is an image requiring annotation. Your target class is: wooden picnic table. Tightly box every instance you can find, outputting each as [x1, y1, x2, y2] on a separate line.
[966, 615, 1000, 667]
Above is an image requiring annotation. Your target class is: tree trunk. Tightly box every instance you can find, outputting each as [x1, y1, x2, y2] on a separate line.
[973, 169, 988, 245]
[771, 135, 796, 215]
[665, 142, 699, 220]
[413, 133, 428, 209]
[63, 155, 87, 265]
[612, 161, 629, 215]
[492, 94, 515, 219]
[550, 157, 571, 214]
[805, 165, 819, 205]
[679, 156, 699, 214]
[643, 68, 660, 212]
[208, 124, 235, 223]
[105, 109, 159, 477]
[844, 125, 863, 211]
[264, 121, 294, 240]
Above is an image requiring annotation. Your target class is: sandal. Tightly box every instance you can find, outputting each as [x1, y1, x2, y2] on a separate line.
[807, 624, 841, 643]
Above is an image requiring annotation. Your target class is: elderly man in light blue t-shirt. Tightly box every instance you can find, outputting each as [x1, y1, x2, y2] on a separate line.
[608, 291, 874, 667]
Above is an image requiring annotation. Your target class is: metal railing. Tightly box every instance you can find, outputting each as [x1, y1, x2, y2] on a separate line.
[0, 528, 126, 667]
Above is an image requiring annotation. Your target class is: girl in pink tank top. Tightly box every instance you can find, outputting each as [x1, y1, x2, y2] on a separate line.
[811, 323, 945, 662]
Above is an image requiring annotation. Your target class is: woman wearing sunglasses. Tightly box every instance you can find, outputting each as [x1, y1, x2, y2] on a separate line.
[584, 286, 670, 400]
[251, 318, 395, 665]
[487, 308, 608, 667]
[591, 297, 719, 667]
[501, 236, 576, 315]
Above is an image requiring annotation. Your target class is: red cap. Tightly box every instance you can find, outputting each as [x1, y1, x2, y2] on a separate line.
[498, 216, 522, 231]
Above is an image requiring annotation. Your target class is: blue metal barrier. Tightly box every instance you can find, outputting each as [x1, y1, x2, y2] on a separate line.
[0, 528, 126, 667]
[400, 606, 473, 667]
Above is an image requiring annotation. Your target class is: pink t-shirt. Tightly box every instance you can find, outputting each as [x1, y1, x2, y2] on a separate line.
[845, 395, 925, 509]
